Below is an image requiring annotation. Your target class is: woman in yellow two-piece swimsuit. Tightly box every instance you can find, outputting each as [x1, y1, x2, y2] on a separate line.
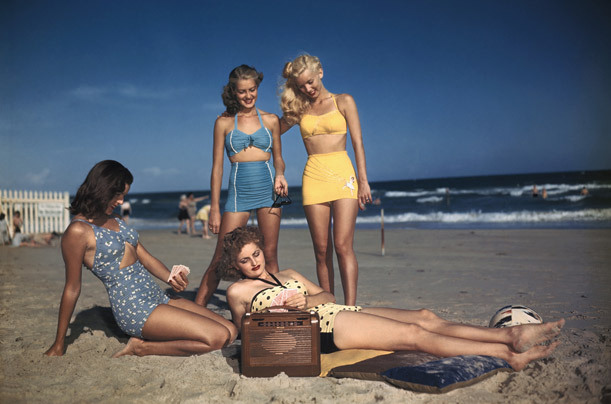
[279, 53, 372, 306]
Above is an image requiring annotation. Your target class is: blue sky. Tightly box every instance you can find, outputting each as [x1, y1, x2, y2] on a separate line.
[2, 0, 610, 194]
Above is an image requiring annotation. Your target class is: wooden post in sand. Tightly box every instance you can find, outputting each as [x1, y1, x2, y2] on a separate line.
[381, 208, 385, 256]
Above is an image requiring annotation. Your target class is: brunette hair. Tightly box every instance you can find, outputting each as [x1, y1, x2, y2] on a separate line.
[70, 160, 133, 218]
[221, 65, 264, 116]
[216, 226, 265, 281]
[279, 53, 323, 126]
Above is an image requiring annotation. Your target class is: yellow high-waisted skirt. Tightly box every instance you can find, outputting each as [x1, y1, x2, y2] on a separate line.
[302, 151, 358, 205]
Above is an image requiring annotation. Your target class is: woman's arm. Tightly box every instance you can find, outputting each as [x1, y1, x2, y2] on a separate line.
[136, 242, 187, 292]
[209, 117, 228, 234]
[267, 114, 288, 196]
[282, 269, 336, 309]
[278, 116, 294, 136]
[226, 283, 248, 331]
[340, 94, 372, 210]
[44, 225, 86, 356]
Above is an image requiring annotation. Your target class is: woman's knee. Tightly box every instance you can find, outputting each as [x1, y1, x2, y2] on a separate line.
[415, 308, 442, 326]
[401, 323, 429, 349]
[207, 326, 233, 350]
[333, 238, 355, 257]
[311, 239, 330, 259]
[226, 323, 238, 343]
[418, 308, 437, 319]
[314, 251, 331, 267]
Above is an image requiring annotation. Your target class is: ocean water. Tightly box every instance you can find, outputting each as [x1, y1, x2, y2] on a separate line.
[118, 170, 611, 231]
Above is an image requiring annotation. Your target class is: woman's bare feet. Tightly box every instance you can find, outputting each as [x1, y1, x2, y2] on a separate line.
[511, 319, 565, 353]
[112, 337, 144, 358]
[508, 340, 561, 371]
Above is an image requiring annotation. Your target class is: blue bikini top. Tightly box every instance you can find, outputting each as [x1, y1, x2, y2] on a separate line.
[224, 109, 273, 157]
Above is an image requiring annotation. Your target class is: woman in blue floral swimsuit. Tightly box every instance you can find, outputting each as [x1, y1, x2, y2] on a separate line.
[45, 160, 237, 357]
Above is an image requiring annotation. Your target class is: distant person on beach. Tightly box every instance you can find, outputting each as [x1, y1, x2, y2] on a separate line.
[196, 204, 212, 239]
[177, 194, 190, 234]
[120, 200, 131, 224]
[581, 186, 589, 196]
[45, 160, 236, 357]
[279, 53, 371, 305]
[220, 226, 563, 371]
[194, 65, 288, 307]
[13, 211, 23, 235]
[11, 232, 60, 247]
[0, 213, 9, 245]
[542, 188, 548, 199]
[186, 193, 209, 235]
[532, 185, 539, 198]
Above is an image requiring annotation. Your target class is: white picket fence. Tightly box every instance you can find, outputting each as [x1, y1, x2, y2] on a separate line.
[1, 189, 70, 237]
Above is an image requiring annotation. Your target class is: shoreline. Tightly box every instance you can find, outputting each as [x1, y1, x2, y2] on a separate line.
[127, 219, 611, 232]
[1, 228, 610, 403]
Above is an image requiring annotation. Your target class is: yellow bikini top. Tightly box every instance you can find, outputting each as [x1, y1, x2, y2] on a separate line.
[299, 95, 347, 139]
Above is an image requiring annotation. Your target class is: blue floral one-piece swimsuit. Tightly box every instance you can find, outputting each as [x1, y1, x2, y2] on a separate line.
[75, 218, 170, 337]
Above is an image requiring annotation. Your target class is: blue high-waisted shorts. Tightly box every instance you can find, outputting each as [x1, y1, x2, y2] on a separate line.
[225, 160, 275, 212]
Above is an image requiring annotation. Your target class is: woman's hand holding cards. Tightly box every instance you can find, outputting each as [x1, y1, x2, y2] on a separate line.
[167, 265, 190, 292]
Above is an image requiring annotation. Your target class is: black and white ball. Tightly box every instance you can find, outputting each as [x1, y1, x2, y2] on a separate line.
[489, 305, 543, 328]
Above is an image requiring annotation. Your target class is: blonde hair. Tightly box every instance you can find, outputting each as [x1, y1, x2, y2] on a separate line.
[279, 54, 323, 126]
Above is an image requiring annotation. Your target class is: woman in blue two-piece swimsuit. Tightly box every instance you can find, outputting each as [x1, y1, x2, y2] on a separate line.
[194, 65, 288, 306]
[45, 160, 237, 357]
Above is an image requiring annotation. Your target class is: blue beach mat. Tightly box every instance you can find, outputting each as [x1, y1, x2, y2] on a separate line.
[324, 350, 512, 393]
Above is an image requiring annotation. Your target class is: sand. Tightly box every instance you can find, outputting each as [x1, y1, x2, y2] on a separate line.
[1, 228, 610, 403]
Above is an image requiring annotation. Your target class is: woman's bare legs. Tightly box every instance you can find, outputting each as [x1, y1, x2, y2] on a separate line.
[304, 199, 359, 304]
[194, 212, 250, 306]
[178, 219, 187, 234]
[362, 307, 564, 352]
[186, 218, 193, 235]
[255, 206, 282, 274]
[333, 310, 564, 371]
[201, 220, 211, 239]
[113, 298, 238, 357]
[304, 203, 334, 295]
[331, 199, 359, 305]
[189, 217, 196, 235]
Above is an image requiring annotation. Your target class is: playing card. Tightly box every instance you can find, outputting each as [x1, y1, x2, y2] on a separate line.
[168, 264, 190, 282]
[270, 288, 299, 307]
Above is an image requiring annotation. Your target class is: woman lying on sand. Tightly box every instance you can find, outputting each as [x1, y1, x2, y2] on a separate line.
[220, 226, 563, 371]
[45, 160, 237, 358]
